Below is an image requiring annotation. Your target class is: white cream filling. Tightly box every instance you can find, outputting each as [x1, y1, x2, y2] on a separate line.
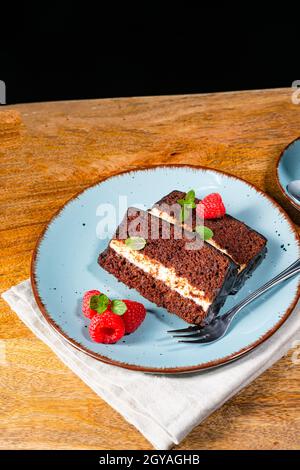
[149, 208, 246, 273]
[109, 239, 212, 312]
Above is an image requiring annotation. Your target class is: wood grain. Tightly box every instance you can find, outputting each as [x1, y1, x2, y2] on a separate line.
[1, 89, 300, 449]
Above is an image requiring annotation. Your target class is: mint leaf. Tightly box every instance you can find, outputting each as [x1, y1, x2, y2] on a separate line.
[125, 236, 146, 250]
[111, 300, 127, 315]
[89, 295, 100, 310]
[185, 189, 195, 203]
[196, 225, 214, 240]
[177, 199, 186, 206]
[90, 293, 110, 314]
[177, 190, 196, 220]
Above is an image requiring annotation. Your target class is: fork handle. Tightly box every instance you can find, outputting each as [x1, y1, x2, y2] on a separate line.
[225, 259, 300, 321]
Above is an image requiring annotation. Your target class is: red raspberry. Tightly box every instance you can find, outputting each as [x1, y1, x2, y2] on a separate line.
[89, 312, 125, 344]
[196, 193, 226, 219]
[122, 300, 146, 334]
[82, 290, 101, 319]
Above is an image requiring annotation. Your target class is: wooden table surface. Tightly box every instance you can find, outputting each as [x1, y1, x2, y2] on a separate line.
[1, 88, 300, 450]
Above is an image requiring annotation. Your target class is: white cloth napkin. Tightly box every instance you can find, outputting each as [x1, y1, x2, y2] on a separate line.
[2, 279, 300, 449]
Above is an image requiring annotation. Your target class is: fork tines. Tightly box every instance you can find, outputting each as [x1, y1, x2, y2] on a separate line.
[172, 331, 205, 338]
[167, 325, 200, 334]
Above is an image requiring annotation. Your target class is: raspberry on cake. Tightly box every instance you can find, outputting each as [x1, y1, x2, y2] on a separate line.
[99, 208, 238, 325]
[198, 193, 226, 219]
[149, 190, 267, 293]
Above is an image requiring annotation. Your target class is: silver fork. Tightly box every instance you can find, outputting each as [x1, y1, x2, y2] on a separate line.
[168, 258, 300, 343]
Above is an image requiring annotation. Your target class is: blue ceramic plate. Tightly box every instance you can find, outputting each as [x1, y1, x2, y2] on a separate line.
[32, 166, 300, 374]
[277, 137, 300, 211]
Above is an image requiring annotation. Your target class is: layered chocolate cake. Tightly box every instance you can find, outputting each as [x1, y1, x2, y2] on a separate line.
[149, 190, 267, 293]
[99, 208, 238, 325]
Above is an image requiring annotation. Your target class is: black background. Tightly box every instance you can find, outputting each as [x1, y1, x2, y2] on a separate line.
[1, 4, 298, 104]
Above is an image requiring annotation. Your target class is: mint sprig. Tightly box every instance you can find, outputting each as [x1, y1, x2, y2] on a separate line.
[90, 293, 110, 314]
[177, 189, 196, 221]
[185, 189, 196, 203]
[196, 225, 214, 241]
[111, 299, 127, 316]
[125, 236, 146, 250]
[89, 295, 128, 316]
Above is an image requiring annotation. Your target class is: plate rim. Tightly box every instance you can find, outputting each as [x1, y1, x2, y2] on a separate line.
[276, 135, 300, 212]
[31, 164, 300, 374]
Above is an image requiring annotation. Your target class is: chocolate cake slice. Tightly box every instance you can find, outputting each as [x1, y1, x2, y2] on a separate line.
[149, 190, 267, 293]
[99, 208, 238, 325]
